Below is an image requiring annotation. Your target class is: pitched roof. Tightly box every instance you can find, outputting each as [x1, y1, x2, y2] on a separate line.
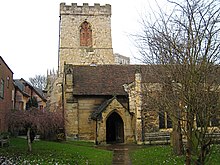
[66, 64, 220, 96]
[69, 64, 160, 95]
[91, 96, 115, 119]
[91, 96, 128, 120]
[0, 56, 14, 74]
[14, 79, 30, 97]
[14, 79, 47, 101]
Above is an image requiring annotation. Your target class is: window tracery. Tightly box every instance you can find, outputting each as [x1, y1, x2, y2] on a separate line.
[80, 21, 92, 47]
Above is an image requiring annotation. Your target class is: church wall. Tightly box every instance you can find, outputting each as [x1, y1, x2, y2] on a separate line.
[59, 48, 114, 67]
[50, 2, 176, 144]
[78, 109, 96, 140]
[97, 99, 135, 144]
[59, 3, 114, 73]
[65, 96, 107, 141]
[143, 110, 159, 133]
[64, 94, 135, 143]
[59, 14, 112, 48]
[141, 83, 162, 133]
[77, 97, 104, 141]
[65, 102, 79, 138]
[124, 78, 172, 143]
[123, 73, 143, 143]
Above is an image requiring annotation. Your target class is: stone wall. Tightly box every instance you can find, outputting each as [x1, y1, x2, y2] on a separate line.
[114, 53, 130, 65]
[59, 3, 114, 73]
[46, 76, 63, 113]
[123, 73, 143, 143]
[65, 96, 106, 141]
[142, 83, 162, 133]
[96, 98, 135, 144]
[64, 93, 135, 143]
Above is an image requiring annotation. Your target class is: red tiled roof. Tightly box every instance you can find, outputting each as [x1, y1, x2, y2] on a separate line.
[70, 65, 159, 95]
[67, 64, 220, 96]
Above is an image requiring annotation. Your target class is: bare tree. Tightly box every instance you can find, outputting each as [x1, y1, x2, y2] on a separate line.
[134, 0, 220, 164]
[29, 75, 47, 90]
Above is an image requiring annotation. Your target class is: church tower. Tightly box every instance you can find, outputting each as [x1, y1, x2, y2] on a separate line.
[58, 3, 115, 73]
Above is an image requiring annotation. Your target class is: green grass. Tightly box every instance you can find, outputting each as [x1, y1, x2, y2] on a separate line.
[0, 138, 112, 165]
[1, 138, 220, 165]
[130, 145, 220, 165]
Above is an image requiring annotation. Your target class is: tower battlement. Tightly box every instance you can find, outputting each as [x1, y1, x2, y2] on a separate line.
[60, 3, 111, 15]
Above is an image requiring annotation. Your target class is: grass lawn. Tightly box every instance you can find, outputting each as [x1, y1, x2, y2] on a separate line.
[0, 138, 112, 165]
[1, 138, 220, 165]
[130, 144, 220, 165]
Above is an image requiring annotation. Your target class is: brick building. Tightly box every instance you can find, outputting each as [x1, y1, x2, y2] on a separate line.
[0, 56, 13, 132]
[14, 78, 47, 111]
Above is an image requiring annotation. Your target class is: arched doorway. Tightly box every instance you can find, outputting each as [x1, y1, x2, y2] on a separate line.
[106, 112, 124, 143]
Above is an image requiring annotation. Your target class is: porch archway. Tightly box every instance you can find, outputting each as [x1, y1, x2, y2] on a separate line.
[106, 112, 124, 143]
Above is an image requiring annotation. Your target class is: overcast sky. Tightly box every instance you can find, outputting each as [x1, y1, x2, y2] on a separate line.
[0, 0, 167, 80]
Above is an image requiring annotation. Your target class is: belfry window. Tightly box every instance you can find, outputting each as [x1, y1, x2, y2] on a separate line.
[80, 21, 92, 47]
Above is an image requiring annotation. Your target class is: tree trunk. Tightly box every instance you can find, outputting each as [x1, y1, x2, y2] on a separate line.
[196, 140, 211, 165]
[27, 127, 32, 152]
[186, 112, 193, 165]
[186, 131, 192, 165]
[197, 147, 205, 165]
[172, 120, 184, 155]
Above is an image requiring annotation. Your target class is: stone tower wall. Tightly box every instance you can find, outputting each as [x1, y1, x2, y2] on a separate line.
[59, 3, 114, 73]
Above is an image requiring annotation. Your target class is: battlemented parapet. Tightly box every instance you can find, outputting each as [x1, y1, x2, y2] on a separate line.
[60, 3, 111, 15]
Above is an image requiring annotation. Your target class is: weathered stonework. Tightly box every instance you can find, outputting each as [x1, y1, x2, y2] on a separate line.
[46, 74, 63, 113]
[46, 3, 176, 145]
[59, 3, 114, 74]
[123, 72, 143, 143]
[47, 1, 220, 144]
[96, 98, 134, 144]
[142, 83, 163, 133]
[65, 102, 79, 137]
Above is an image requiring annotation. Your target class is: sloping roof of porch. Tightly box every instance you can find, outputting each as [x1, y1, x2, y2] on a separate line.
[91, 96, 127, 120]
[91, 97, 115, 119]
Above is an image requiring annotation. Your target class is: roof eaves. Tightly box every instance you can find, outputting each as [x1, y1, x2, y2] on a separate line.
[33, 87, 47, 101]
[0, 56, 14, 74]
[91, 96, 116, 120]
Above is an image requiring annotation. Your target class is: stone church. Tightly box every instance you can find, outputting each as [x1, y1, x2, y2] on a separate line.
[47, 3, 171, 144]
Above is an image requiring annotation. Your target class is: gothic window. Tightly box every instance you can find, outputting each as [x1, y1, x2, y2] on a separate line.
[210, 116, 219, 127]
[80, 21, 92, 47]
[159, 111, 172, 129]
[167, 115, 172, 128]
[196, 114, 219, 127]
[196, 92, 220, 127]
[159, 111, 165, 129]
